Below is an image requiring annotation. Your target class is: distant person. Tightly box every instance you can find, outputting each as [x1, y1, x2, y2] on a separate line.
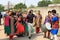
[15, 11, 22, 20]
[50, 10, 59, 40]
[0, 12, 2, 25]
[16, 10, 22, 16]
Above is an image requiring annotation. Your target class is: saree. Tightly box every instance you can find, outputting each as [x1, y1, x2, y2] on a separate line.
[16, 22, 24, 34]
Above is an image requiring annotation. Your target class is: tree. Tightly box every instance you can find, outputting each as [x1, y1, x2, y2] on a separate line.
[52, 0, 60, 4]
[0, 4, 4, 12]
[38, 0, 52, 7]
[14, 3, 27, 10]
[29, 5, 35, 8]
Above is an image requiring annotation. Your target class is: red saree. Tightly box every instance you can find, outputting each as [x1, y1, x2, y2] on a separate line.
[16, 22, 24, 34]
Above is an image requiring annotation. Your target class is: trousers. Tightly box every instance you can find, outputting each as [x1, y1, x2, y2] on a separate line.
[27, 23, 33, 37]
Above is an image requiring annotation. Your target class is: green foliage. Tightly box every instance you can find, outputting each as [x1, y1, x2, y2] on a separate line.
[14, 3, 27, 10]
[38, 0, 52, 7]
[29, 5, 35, 8]
[0, 4, 4, 12]
[52, 0, 60, 4]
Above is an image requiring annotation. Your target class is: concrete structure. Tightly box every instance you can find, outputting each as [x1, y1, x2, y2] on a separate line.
[4, 5, 14, 10]
[4, 1, 14, 10]
[48, 4, 60, 7]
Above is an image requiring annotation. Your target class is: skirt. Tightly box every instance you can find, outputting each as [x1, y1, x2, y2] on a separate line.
[16, 23, 24, 34]
[51, 29, 58, 35]
[23, 22, 28, 33]
[4, 26, 11, 35]
[4, 25, 16, 35]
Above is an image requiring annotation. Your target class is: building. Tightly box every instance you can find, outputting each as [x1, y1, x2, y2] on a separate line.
[48, 4, 60, 7]
[4, 1, 14, 10]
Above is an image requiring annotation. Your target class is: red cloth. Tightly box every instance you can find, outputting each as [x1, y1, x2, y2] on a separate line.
[9, 34, 14, 39]
[16, 22, 24, 34]
[4, 16, 10, 26]
[36, 27, 40, 33]
[52, 21, 59, 29]
[52, 16, 59, 29]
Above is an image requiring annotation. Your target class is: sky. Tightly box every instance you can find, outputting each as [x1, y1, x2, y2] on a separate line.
[0, 0, 42, 7]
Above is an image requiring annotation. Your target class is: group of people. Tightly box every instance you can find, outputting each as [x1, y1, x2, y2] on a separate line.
[43, 10, 59, 40]
[4, 10, 42, 40]
[4, 9, 59, 40]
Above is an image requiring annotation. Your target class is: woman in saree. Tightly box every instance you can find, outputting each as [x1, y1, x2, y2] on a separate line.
[35, 10, 42, 33]
[4, 10, 16, 40]
[22, 11, 28, 36]
[4, 10, 11, 36]
[16, 14, 25, 36]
